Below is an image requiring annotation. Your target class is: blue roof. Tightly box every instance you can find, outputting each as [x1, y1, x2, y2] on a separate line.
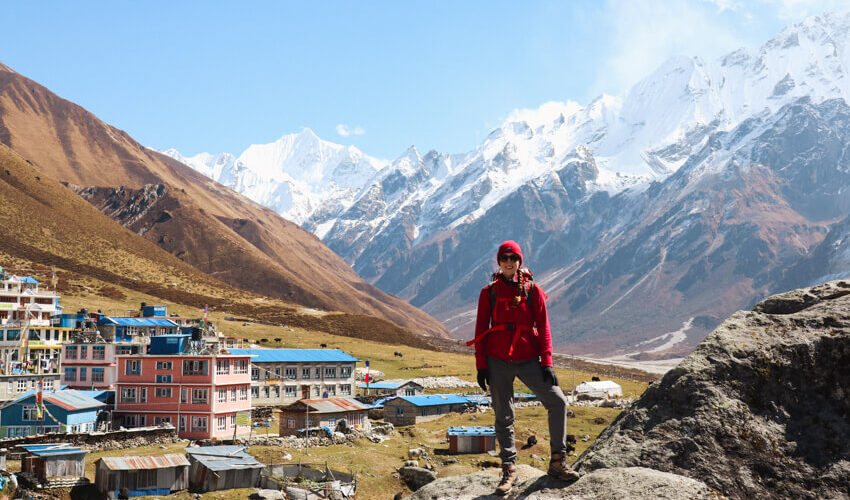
[358, 379, 416, 390]
[99, 317, 178, 327]
[228, 348, 359, 363]
[8, 389, 105, 411]
[20, 277, 40, 284]
[392, 394, 470, 407]
[19, 444, 88, 457]
[447, 426, 496, 436]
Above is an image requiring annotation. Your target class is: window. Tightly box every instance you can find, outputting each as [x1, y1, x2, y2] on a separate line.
[181, 388, 188, 403]
[340, 384, 351, 395]
[92, 368, 105, 383]
[273, 386, 280, 398]
[191, 388, 208, 404]
[218, 388, 227, 403]
[327, 417, 336, 427]
[80, 345, 87, 359]
[314, 367, 321, 379]
[327, 385, 336, 396]
[285, 367, 297, 379]
[230, 387, 237, 401]
[251, 386, 259, 398]
[302, 367, 311, 379]
[396, 406, 404, 416]
[64, 367, 77, 382]
[251, 368, 260, 380]
[22, 405, 37, 421]
[123, 415, 138, 427]
[92, 345, 105, 360]
[179, 416, 186, 432]
[285, 385, 296, 397]
[126, 360, 141, 376]
[287, 418, 296, 428]
[217, 416, 227, 431]
[154, 416, 171, 425]
[216, 359, 230, 375]
[65, 346, 77, 359]
[191, 416, 208, 431]
[120, 387, 137, 403]
[275, 367, 282, 378]
[183, 359, 208, 376]
[263, 386, 270, 398]
[116, 346, 133, 356]
[240, 386, 248, 400]
[156, 374, 172, 383]
[405, 388, 416, 396]
[28, 329, 39, 341]
[79, 367, 87, 381]
[341, 366, 351, 378]
[156, 387, 172, 398]
[156, 361, 172, 370]
[324, 367, 336, 379]
[234, 360, 248, 374]
[43, 380, 54, 391]
[313, 386, 320, 397]
[230, 414, 236, 428]
[140, 387, 147, 403]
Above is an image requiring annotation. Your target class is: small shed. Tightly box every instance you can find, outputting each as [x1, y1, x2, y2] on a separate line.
[279, 397, 371, 436]
[383, 395, 470, 426]
[358, 379, 424, 397]
[0, 389, 106, 437]
[575, 381, 623, 399]
[94, 454, 189, 498]
[19, 443, 89, 487]
[187, 445, 263, 492]
[447, 426, 497, 454]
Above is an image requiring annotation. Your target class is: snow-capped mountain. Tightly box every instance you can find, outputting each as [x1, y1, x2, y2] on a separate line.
[163, 128, 387, 226]
[170, 12, 850, 357]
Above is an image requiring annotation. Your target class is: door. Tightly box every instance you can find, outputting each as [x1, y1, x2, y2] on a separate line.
[301, 386, 310, 399]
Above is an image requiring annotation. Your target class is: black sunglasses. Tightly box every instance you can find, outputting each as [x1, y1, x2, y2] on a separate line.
[499, 254, 520, 263]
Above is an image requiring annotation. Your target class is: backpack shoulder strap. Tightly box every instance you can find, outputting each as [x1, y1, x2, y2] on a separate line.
[489, 281, 497, 328]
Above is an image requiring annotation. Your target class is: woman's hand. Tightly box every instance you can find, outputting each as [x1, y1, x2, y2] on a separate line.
[542, 365, 559, 386]
[477, 369, 490, 392]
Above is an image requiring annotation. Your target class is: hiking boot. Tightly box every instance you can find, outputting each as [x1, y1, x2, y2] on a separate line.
[548, 453, 580, 482]
[494, 463, 518, 496]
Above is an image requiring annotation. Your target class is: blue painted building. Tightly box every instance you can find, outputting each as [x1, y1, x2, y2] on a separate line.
[383, 394, 471, 426]
[0, 389, 106, 437]
[97, 317, 179, 342]
[149, 334, 191, 355]
[358, 379, 424, 397]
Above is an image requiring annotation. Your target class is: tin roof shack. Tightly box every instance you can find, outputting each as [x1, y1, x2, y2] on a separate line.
[358, 379, 424, 397]
[94, 454, 189, 498]
[575, 380, 623, 399]
[0, 389, 106, 438]
[18, 443, 89, 489]
[383, 395, 470, 426]
[261, 462, 356, 499]
[187, 445, 263, 492]
[279, 397, 370, 436]
[447, 426, 496, 454]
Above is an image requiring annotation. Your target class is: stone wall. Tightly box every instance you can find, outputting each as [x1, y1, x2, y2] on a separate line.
[0, 426, 180, 452]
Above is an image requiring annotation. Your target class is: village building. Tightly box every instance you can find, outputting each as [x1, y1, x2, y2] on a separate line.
[228, 349, 358, 406]
[94, 454, 189, 498]
[278, 396, 371, 436]
[0, 389, 106, 438]
[187, 445, 263, 492]
[0, 270, 66, 400]
[96, 316, 180, 343]
[113, 335, 251, 439]
[18, 443, 90, 489]
[383, 394, 471, 426]
[447, 426, 497, 454]
[358, 379, 424, 397]
[575, 380, 623, 399]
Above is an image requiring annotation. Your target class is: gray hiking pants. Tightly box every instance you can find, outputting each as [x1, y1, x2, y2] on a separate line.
[488, 356, 568, 465]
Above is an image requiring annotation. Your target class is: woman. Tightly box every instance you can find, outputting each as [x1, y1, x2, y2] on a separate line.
[468, 240, 579, 495]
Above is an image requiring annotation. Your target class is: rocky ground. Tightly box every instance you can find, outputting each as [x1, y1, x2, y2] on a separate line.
[404, 280, 850, 499]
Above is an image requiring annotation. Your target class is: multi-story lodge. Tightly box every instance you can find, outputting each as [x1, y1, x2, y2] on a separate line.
[114, 335, 252, 440]
[0, 269, 65, 400]
[228, 349, 358, 406]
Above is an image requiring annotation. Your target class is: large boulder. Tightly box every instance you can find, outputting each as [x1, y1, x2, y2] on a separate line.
[405, 464, 722, 499]
[575, 280, 850, 500]
[399, 466, 438, 491]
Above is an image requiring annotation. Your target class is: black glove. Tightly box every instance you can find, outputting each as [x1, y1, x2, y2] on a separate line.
[542, 365, 558, 387]
[477, 369, 490, 392]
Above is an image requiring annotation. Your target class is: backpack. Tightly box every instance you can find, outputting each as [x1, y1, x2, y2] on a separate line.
[489, 267, 536, 328]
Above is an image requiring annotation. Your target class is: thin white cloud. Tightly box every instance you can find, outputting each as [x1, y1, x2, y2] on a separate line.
[336, 124, 365, 137]
[759, 0, 848, 20]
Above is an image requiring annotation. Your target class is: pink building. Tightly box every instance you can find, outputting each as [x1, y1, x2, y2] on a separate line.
[61, 342, 143, 390]
[113, 352, 252, 440]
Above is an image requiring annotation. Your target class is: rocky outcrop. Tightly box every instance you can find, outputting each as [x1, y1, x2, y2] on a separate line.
[405, 464, 722, 500]
[575, 280, 850, 499]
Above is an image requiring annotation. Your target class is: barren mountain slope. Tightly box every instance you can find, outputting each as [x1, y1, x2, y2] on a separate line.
[0, 63, 448, 338]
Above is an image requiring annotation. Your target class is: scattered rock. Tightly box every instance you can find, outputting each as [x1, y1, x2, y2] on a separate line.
[399, 465, 437, 491]
[592, 416, 607, 425]
[581, 435, 590, 442]
[250, 489, 285, 500]
[531, 454, 545, 461]
[443, 458, 458, 465]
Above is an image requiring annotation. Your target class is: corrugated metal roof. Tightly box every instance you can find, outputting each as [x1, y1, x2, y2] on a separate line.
[99, 317, 179, 327]
[6, 390, 105, 411]
[283, 397, 371, 414]
[19, 443, 88, 456]
[187, 446, 263, 472]
[392, 394, 470, 407]
[358, 379, 418, 390]
[447, 426, 496, 436]
[98, 454, 189, 470]
[228, 348, 359, 363]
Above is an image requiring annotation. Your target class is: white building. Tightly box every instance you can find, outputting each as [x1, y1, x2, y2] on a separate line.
[575, 381, 623, 399]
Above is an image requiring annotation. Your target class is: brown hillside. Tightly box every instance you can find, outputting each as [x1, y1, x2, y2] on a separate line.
[0, 144, 436, 350]
[0, 62, 448, 338]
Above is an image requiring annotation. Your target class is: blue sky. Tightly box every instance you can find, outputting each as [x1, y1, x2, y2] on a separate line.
[1, 1, 845, 160]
